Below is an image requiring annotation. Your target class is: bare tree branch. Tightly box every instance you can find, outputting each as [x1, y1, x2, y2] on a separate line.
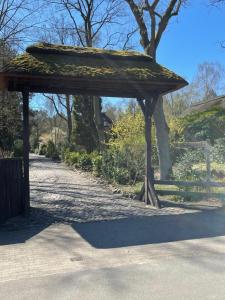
[43, 94, 68, 122]
[125, 0, 150, 50]
[122, 27, 138, 50]
[0, 0, 43, 47]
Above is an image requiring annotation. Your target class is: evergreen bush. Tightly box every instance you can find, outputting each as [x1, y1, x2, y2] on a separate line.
[46, 140, 56, 158]
[77, 153, 93, 170]
[39, 143, 47, 155]
[91, 152, 102, 176]
[13, 139, 23, 157]
[212, 138, 225, 163]
[68, 152, 80, 166]
[173, 150, 205, 181]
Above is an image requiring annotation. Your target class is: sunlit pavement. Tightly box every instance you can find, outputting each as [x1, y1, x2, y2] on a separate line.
[0, 226, 225, 300]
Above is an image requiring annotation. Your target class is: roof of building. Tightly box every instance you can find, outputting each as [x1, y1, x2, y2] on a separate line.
[184, 94, 225, 115]
[0, 42, 187, 97]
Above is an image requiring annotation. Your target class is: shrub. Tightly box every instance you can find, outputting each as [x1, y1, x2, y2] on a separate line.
[39, 143, 47, 156]
[92, 153, 102, 176]
[113, 167, 130, 184]
[77, 153, 93, 170]
[68, 152, 80, 166]
[104, 110, 146, 184]
[30, 135, 39, 153]
[13, 139, 23, 157]
[51, 151, 60, 161]
[100, 147, 144, 185]
[178, 108, 225, 144]
[101, 149, 115, 180]
[40, 140, 60, 161]
[173, 150, 205, 181]
[63, 148, 71, 164]
[46, 140, 56, 158]
[212, 138, 225, 163]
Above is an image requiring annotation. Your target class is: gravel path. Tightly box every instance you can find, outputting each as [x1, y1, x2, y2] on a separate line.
[28, 154, 198, 224]
[2, 154, 221, 230]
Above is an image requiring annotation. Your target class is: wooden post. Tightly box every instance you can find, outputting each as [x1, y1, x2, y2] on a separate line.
[22, 89, 30, 213]
[145, 99, 152, 205]
[205, 140, 211, 195]
[137, 96, 161, 208]
[205, 140, 211, 182]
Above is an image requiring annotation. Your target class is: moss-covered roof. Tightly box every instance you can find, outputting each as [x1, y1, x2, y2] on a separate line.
[26, 43, 151, 60]
[2, 42, 184, 82]
[0, 43, 187, 96]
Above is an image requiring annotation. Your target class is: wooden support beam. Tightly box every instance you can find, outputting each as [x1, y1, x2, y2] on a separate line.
[22, 88, 30, 214]
[137, 95, 161, 208]
[137, 98, 145, 114]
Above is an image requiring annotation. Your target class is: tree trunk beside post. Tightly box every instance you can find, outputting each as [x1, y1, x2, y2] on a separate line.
[93, 97, 105, 151]
[65, 94, 72, 144]
[153, 95, 172, 179]
[22, 89, 30, 214]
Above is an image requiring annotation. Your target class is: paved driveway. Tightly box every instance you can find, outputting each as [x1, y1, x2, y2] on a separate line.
[0, 155, 225, 299]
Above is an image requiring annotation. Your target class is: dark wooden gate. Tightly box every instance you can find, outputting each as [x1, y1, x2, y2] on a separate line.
[0, 158, 24, 222]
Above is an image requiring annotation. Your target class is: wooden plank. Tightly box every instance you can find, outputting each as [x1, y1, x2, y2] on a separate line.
[174, 141, 209, 149]
[154, 180, 225, 188]
[156, 189, 225, 200]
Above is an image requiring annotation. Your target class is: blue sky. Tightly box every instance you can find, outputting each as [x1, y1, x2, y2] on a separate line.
[156, 1, 225, 82]
[105, 1, 225, 106]
[31, 1, 225, 110]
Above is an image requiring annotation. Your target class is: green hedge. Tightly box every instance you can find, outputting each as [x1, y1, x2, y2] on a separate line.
[63, 149, 100, 171]
[39, 143, 47, 155]
[13, 139, 23, 158]
[63, 148, 144, 185]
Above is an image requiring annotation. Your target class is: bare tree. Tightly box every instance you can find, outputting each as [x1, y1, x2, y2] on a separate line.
[194, 62, 225, 100]
[0, 0, 42, 47]
[125, 0, 187, 179]
[47, 0, 123, 149]
[50, 0, 123, 47]
[39, 15, 79, 144]
[44, 94, 73, 144]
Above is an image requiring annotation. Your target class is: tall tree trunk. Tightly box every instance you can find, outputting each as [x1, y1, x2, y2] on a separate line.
[145, 47, 172, 180]
[66, 94, 72, 144]
[93, 97, 105, 151]
[153, 96, 172, 179]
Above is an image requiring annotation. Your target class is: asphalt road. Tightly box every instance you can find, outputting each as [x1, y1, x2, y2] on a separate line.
[0, 253, 225, 300]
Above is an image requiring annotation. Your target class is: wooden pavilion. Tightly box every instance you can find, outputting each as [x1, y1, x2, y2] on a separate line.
[0, 42, 187, 210]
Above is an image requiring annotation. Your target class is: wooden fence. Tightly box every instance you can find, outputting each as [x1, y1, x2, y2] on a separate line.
[154, 180, 225, 201]
[0, 158, 24, 222]
[154, 141, 225, 201]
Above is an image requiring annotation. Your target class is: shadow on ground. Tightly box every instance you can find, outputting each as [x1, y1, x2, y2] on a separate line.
[1, 206, 225, 249]
[72, 208, 225, 249]
[0, 207, 54, 246]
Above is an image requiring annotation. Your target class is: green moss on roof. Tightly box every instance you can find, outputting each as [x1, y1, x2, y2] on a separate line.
[26, 42, 151, 60]
[2, 43, 186, 84]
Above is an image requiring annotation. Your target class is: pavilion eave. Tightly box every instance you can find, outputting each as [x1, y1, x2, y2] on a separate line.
[0, 73, 187, 98]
